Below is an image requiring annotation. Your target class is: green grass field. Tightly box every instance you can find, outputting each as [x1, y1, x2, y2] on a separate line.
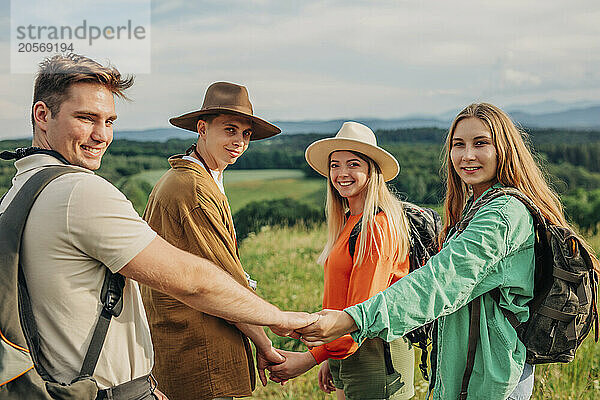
[131, 168, 325, 213]
[237, 225, 600, 399]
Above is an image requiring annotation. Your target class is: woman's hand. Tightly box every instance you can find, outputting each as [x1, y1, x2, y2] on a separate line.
[295, 310, 358, 348]
[269, 311, 318, 338]
[317, 360, 336, 393]
[267, 350, 317, 381]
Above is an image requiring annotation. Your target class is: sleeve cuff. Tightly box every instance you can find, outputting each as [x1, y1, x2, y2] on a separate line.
[309, 345, 329, 364]
[344, 291, 396, 343]
[344, 306, 367, 344]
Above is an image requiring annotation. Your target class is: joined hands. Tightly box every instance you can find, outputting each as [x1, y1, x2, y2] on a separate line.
[291, 309, 358, 347]
[261, 309, 358, 385]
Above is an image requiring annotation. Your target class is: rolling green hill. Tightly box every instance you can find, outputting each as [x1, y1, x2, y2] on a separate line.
[129, 168, 325, 214]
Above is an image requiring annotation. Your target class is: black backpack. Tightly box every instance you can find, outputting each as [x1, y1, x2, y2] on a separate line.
[456, 187, 599, 399]
[0, 166, 125, 399]
[348, 202, 442, 380]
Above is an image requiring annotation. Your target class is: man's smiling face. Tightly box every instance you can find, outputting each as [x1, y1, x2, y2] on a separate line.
[197, 114, 252, 171]
[41, 82, 116, 170]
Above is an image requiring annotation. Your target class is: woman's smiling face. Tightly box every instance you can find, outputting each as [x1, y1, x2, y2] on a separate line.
[450, 117, 498, 199]
[329, 151, 370, 202]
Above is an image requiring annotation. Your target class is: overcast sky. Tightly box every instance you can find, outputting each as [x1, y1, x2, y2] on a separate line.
[1, 0, 599, 139]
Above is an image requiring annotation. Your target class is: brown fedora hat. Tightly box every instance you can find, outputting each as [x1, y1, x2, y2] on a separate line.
[169, 82, 281, 141]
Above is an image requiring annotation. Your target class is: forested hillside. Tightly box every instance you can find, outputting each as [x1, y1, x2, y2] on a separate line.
[2, 126, 600, 234]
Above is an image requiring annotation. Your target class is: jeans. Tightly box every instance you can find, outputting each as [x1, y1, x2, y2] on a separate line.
[507, 363, 534, 400]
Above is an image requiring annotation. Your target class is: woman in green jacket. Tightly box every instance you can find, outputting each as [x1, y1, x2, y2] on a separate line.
[298, 103, 598, 399]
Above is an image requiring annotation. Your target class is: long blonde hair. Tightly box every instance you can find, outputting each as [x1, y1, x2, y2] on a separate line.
[317, 151, 411, 268]
[440, 103, 599, 274]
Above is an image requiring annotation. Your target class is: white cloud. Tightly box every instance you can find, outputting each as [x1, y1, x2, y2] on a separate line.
[502, 69, 542, 87]
[1, 0, 599, 138]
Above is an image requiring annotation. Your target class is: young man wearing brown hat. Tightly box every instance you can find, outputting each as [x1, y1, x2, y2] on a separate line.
[141, 82, 284, 400]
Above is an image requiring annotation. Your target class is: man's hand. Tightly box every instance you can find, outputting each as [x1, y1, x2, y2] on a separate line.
[295, 309, 358, 348]
[267, 350, 317, 381]
[256, 346, 286, 386]
[317, 360, 336, 394]
[269, 311, 319, 338]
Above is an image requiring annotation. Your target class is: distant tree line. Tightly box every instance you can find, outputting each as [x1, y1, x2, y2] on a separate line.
[537, 143, 600, 173]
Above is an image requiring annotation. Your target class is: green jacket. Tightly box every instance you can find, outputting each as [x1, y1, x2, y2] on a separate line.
[345, 186, 535, 399]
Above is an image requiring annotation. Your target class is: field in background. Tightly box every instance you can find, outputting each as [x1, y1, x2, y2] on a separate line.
[237, 225, 600, 399]
[131, 168, 325, 213]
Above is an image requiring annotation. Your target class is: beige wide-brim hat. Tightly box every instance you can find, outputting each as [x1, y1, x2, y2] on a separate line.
[169, 81, 281, 141]
[305, 121, 399, 182]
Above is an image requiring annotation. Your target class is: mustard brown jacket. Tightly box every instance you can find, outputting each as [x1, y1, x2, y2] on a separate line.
[141, 155, 255, 400]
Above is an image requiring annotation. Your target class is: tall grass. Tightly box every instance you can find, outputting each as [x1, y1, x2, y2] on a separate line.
[241, 224, 331, 399]
[240, 226, 600, 399]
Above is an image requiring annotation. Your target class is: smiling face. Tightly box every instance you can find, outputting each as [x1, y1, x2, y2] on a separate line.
[197, 114, 252, 171]
[450, 117, 498, 199]
[329, 150, 370, 209]
[33, 82, 116, 170]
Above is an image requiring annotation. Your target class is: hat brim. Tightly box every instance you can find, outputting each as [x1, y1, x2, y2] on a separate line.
[305, 138, 400, 182]
[169, 107, 281, 141]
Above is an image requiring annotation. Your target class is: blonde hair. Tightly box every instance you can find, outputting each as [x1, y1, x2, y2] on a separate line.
[440, 103, 599, 273]
[317, 151, 411, 268]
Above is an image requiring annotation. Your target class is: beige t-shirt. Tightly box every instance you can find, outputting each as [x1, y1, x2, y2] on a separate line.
[0, 154, 156, 388]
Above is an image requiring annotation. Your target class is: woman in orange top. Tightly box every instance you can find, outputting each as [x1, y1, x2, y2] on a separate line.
[268, 122, 416, 399]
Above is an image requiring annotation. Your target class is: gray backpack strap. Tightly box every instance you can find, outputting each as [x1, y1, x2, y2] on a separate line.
[2, 166, 82, 382]
[79, 271, 125, 377]
[459, 296, 481, 400]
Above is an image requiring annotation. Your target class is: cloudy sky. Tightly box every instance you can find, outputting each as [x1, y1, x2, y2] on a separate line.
[1, 0, 598, 139]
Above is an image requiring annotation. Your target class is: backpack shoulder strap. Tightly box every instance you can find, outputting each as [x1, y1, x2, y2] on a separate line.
[3, 166, 123, 382]
[348, 216, 363, 260]
[79, 271, 125, 378]
[455, 187, 546, 236]
[491, 187, 547, 229]
[459, 296, 482, 400]
[347, 208, 384, 259]
[3, 166, 85, 381]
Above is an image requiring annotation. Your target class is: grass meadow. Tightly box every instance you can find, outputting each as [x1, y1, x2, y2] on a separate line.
[132, 168, 325, 213]
[238, 225, 600, 400]
[137, 168, 599, 399]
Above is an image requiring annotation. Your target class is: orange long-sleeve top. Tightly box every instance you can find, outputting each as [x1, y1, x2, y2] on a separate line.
[309, 212, 410, 364]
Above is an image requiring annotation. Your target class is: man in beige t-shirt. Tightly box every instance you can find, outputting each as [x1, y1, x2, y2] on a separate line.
[2, 154, 156, 389]
[0, 54, 316, 399]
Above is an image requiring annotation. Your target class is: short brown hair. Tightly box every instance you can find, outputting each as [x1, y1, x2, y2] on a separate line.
[31, 53, 134, 132]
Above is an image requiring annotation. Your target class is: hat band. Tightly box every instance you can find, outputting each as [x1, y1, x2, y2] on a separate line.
[202, 105, 253, 115]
